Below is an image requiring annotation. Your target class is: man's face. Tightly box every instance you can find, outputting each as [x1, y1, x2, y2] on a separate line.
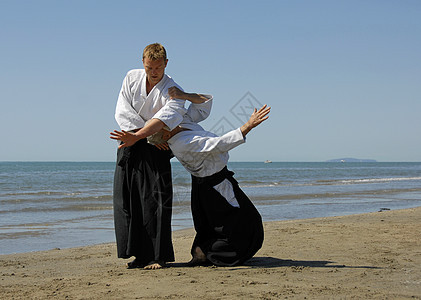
[143, 57, 168, 87]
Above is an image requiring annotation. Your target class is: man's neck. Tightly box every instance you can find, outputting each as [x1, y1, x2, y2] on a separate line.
[146, 79, 155, 95]
[146, 75, 164, 95]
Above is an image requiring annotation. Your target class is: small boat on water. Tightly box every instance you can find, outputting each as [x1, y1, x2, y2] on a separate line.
[264, 160, 272, 163]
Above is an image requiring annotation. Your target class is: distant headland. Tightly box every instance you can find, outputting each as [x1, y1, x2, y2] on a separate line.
[326, 158, 377, 163]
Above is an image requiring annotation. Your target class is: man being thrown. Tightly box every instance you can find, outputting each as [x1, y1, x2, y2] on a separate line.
[111, 87, 269, 267]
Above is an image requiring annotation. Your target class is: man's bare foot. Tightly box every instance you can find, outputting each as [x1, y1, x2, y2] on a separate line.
[187, 246, 208, 267]
[126, 258, 145, 269]
[144, 261, 165, 270]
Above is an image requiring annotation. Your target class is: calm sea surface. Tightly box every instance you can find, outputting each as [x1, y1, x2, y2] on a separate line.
[1, 161, 421, 255]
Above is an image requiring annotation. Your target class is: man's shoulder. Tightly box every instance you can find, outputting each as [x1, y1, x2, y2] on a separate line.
[125, 69, 146, 81]
[163, 74, 182, 90]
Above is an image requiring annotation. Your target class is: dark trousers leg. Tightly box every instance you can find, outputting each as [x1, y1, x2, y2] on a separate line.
[113, 140, 174, 262]
[190, 170, 264, 267]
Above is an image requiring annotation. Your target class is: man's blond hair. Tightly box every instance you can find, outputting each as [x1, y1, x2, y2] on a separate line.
[143, 43, 167, 61]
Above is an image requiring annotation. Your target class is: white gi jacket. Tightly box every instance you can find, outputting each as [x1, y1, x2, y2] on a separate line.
[115, 69, 187, 131]
[167, 98, 246, 207]
[168, 128, 245, 177]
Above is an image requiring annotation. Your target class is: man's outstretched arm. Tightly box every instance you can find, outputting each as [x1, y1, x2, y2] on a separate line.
[110, 118, 166, 149]
[168, 86, 210, 104]
[183, 104, 271, 154]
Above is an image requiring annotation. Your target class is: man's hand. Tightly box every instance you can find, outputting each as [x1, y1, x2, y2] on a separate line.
[248, 105, 271, 128]
[110, 130, 139, 149]
[154, 142, 170, 151]
[168, 86, 185, 99]
[240, 105, 271, 137]
[168, 87, 209, 104]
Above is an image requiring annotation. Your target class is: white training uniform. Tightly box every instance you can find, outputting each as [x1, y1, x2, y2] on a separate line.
[115, 69, 186, 131]
[167, 98, 246, 207]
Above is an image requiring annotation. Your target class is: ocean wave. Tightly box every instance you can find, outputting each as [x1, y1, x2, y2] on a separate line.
[240, 176, 421, 188]
[239, 180, 283, 188]
[250, 187, 421, 202]
[0, 202, 113, 214]
[0, 214, 114, 238]
[0, 229, 50, 239]
[339, 177, 421, 184]
[317, 177, 421, 185]
[0, 190, 72, 197]
[0, 194, 112, 205]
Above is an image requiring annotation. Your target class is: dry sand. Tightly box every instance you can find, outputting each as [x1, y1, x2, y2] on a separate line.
[1, 207, 421, 299]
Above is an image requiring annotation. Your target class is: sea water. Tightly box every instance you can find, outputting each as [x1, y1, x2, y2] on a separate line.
[1, 161, 420, 255]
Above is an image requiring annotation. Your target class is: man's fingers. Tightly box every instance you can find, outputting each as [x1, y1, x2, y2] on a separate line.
[256, 104, 267, 113]
[255, 105, 270, 117]
[110, 133, 123, 139]
[257, 107, 271, 117]
[168, 86, 179, 99]
[260, 109, 271, 118]
[110, 130, 124, 136]
[260, 106, 270, 113]
[155, 142, 169, 150]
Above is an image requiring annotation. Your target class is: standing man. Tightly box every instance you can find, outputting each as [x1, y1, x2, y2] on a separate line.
[113, 43, 186, 269]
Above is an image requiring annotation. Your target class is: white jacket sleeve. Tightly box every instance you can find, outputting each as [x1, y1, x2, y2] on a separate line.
[190, 128, 245, 154]
[152, 98, 187, 131]
[185, 96, 213, 123]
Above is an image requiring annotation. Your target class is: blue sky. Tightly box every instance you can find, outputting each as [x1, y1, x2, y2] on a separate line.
[1, 0, 420, 162]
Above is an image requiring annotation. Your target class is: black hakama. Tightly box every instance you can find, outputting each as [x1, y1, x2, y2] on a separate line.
[113, 138, 174, 264]
[190, 167, 264, 266]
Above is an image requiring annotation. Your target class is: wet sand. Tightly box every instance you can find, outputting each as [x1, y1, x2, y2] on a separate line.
[1, 207, 420, 299]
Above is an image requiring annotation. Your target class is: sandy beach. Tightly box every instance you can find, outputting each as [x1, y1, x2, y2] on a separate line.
[1, 207, 420, 299]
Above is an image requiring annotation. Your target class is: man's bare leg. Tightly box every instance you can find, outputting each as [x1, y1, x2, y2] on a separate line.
[187, 246, 207, 266]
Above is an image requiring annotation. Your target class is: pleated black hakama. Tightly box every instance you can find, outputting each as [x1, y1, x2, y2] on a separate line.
[113, 138, 174, 264]
[190, 167, 264, 266]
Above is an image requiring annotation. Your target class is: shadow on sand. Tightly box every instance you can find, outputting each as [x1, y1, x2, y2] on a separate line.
[242, 256, 381, 270]
[169, 256, 380, 270]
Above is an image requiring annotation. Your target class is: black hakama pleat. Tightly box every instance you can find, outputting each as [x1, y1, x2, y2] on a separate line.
[113, 138, 174, 263]
[190, 167, 264, 266]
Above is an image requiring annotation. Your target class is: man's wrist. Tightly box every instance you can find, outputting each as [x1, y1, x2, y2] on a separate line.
[246, 121, 254, 131]
[183, 92, 192, 100]
[240, 122, 253, 137]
